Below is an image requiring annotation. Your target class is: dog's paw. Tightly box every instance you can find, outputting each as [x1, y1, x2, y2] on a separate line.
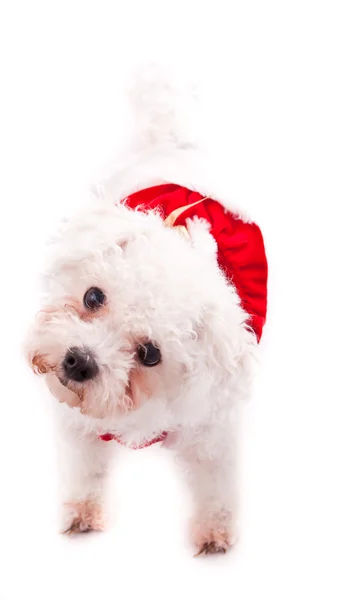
[61, 500, 105, 535]
[192, 517, 235, 556]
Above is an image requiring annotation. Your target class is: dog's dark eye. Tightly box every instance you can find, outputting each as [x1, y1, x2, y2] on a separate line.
[137, 342, 161, 367]
[83, 287, 106, 310]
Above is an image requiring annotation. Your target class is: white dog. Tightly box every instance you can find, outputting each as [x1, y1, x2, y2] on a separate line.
[25, 69, 268, 555]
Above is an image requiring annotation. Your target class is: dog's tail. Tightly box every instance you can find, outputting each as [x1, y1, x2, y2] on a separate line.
[126, 63, 200, 152]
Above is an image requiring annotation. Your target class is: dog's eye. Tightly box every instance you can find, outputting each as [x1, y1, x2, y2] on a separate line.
[83, 287, 106, 310]
[137, 342, 161, 367]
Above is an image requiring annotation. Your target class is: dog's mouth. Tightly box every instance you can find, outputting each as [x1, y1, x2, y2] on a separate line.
[51, 355, 135, 418]
[56, 372, 76, 391]
[58, 375, 68, 388]
[57, 373, 85, 401]
[55, 371, 132, 418]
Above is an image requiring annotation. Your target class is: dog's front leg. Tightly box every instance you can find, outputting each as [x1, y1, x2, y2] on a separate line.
[56, 420, 116, 534]
[176, 429, 238, 555]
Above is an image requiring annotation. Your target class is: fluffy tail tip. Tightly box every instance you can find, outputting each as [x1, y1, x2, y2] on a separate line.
[127, 63, 200, 150]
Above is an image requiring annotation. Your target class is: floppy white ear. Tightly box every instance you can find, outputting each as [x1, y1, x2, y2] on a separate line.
[198, 302, 257, 383]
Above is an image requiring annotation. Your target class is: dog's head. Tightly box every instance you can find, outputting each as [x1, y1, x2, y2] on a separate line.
[25, 202, 252, 420]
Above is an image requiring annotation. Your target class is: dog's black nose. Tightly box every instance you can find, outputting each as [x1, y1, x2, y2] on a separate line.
[62, 347, 99, 382]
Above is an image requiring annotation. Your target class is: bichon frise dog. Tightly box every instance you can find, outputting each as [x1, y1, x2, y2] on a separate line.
[25, 68, 268, 555]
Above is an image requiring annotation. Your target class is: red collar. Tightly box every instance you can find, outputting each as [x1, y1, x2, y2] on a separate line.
[101, 184, 268, 449]
[99, 431, 167, 449]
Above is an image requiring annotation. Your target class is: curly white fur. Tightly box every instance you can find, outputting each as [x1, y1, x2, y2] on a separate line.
[25, 66, 258, 555]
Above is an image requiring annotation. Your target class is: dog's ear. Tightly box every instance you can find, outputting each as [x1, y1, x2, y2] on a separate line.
[197, 303, 256, 379]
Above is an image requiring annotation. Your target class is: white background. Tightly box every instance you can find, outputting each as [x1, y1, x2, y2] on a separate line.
[0, 1, 362, 599]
